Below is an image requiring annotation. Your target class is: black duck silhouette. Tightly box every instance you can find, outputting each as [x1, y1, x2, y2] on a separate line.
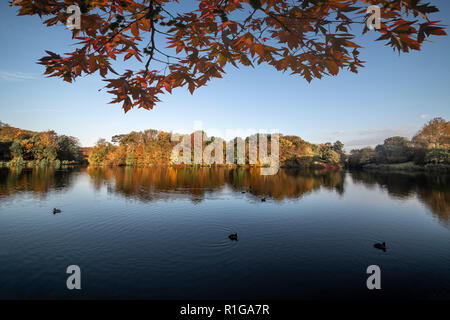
[261, 198, 266, 202]
[228, 233, 238, 241]
[53, 208, 62, 214]
[374, 242, 386, 252]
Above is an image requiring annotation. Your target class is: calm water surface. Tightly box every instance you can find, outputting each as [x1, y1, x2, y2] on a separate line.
[0, 167, 449, 300]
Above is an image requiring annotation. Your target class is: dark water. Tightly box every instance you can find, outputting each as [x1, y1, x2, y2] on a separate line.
[0, 167, 449, 300]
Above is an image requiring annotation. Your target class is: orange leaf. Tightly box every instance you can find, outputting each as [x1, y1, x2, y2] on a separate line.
[131, 23, 139, 37]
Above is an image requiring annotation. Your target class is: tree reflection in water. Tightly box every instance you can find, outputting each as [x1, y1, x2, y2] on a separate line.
[0, 167, 79, 199]
[350, 170, 449, 227]
[86, 166, 345, 202]
[0, 167, 448, 226]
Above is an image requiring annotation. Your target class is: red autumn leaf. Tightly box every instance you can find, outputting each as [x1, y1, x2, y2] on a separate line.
[12, 0, 446, 112]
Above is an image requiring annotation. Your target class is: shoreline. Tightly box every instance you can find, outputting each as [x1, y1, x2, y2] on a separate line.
[361, 162, 450, 173]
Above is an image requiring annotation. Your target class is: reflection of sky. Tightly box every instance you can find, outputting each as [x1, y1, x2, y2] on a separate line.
[1, 168, 447, 226]
[0, 168, 449, 298]
[0, 1, 449, 150]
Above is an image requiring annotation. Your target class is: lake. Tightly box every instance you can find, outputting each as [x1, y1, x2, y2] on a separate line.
[0, 167, 449, 300]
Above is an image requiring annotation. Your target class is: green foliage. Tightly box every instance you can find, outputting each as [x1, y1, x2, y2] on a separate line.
[315, 142, 343, 164]
[10, 142, 23, 159]
[10, 156, 25, 167]
[348, 148, 376, 168]
[322, 149, 340, 164]
[0, 124, 82, 166]
[375, 136, 412, 164]
[410, 147, 427, 165]
[39, 159, 49, 167]
[425, 148, 450, 165]
[363, 162, 424, 172]
[111, 134, 126, 144]
[348, 118, 449, 169]
[57, 135, 83, 161]
[333, 141, 344, 154]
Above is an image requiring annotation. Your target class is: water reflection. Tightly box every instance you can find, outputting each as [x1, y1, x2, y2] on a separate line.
[350, 170, 450, 226]
[0, 167, 448, 225]
[86, 166, 345, 202]
[0, 167, 78, 199]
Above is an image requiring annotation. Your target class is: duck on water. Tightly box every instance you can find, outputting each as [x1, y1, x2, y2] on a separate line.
[228, 233, 238, 241]
[374, 242, 387, 252]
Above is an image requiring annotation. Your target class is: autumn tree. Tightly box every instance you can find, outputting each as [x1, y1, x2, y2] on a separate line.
[0, 123, 86, 163]
[87, 128, 347, 167]
[279, 135, 315, 166]
[11, 0, 446, 112]
[29, 131, 59, 161]
[0, 124, 33, 142]
[88, 138, 117, 164]
[322, 148, 340, 164]
[412, 117, 450, 149]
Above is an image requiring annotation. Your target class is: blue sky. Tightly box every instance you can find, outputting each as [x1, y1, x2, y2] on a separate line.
[0, 1, 449, 149]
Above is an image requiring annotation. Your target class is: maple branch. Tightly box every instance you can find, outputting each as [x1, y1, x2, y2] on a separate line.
[144, 0, 156, 76]
[154, 47, 181, 60]
[94, 14, 147, 54]
[154, 0, 176, 20]
[15, 0, 445, 112]
[242, 8, 258, 30]
[152, 57, 176, 65]
[153, 27, 173, 36]
[266, 12, 292, 33]
[110, 17, 145, 41]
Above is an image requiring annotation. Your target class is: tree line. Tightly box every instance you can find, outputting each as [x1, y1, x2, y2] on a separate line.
[0, 121, 85, 167]
[88, 129, 345, 169]
[347, 118, 449, 170]
[2, 117, 448, 171]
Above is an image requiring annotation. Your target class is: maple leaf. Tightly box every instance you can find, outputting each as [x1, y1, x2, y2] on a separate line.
[10, 0, 446, 112]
